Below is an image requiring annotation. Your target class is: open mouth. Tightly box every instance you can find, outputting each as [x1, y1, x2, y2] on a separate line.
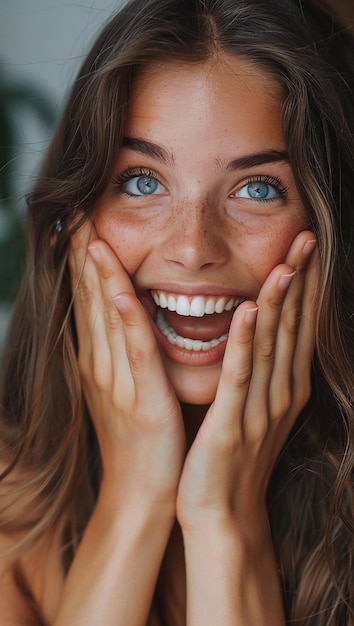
[151, 290, 245, 353]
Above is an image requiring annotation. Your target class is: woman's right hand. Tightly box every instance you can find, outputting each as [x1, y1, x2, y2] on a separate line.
[69, 220, 185, 513]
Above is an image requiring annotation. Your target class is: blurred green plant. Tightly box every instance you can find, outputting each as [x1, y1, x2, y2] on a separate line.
[0, 61, 56, 302]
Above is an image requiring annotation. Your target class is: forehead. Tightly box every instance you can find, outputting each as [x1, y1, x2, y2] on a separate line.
[131, 51, 283, 96]
[125, 54, 286, 154]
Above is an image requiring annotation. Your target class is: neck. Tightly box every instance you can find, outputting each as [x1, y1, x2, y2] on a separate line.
[181, 403, 209, 449]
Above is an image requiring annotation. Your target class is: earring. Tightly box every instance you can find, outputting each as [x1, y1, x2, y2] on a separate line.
[55, 219, 63, 233]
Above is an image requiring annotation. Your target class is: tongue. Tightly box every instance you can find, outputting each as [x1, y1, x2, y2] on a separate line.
[165, 309, 235, 341]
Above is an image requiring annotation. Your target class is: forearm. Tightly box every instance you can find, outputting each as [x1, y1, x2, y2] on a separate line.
[183, 517, 285, 626]
[53, 483, 175, 626]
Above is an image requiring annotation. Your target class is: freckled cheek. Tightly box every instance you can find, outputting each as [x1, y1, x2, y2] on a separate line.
[93, 211, 157, 274]
[235, 217, 305, 284]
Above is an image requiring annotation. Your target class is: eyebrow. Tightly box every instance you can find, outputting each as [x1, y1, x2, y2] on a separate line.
[122, 137, 289, 171]
[122, 137, 173, 165]
[225, 149, 289, 171]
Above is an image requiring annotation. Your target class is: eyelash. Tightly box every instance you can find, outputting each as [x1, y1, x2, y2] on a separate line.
[112, 168, 289, 200]
[238, 175, 289, 200]
[112, 167, 160, 194]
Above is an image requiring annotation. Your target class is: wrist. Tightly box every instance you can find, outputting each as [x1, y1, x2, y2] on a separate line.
[97, 475, 177, 531]
[182, 513, 284, 626]
[179, 504, 271, 549]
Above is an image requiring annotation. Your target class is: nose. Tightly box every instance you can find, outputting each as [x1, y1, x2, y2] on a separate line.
[161, 201, 231, 272]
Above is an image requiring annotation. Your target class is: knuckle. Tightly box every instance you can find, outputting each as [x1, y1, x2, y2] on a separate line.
[255, 338, 275, 363]
[246, 419, 269, 445]
[126, 345, 148, 372]
[122, 314, 140, 330]
[78, 350, 110, 394]
[281, 307, 300, 334]
[237, 328, 255, 346]
[86, 354, 107, 390]
[76, 281, 93, 304]
[92, 372, 108, 394]
[295, 266, 306, 279]
[203, 421, 243, 456]
[272, 389, 292, 422]
[224, 364, 252, 390]
[262, 294, 283, 309]
[104, 302, 122, 331]
[100, 265, 116, 281]
[217, 436, 242, 456]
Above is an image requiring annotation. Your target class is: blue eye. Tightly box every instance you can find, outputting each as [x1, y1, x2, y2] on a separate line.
[124, 175, 164, 196]
[235, 177, 287, 201]
[127, 176, 158, 195]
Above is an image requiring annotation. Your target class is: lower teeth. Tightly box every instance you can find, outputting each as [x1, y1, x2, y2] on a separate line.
[156, 309, 228, 352]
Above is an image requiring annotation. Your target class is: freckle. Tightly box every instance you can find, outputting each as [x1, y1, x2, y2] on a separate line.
[224, 223, 232, 238]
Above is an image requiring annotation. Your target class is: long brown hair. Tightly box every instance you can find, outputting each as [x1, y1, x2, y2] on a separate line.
[1, 0, 353, 623]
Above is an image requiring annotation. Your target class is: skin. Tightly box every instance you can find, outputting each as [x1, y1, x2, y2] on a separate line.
[0, 54, 319, 626]
[92, 56, 310, 408]
[64, 55, 319, 625]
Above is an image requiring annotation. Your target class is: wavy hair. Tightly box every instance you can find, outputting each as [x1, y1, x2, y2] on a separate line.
[1, 0, 353, 623]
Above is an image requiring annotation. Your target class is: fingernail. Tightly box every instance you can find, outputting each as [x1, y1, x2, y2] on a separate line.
[278, 270, 296, 291]
[245, 306, 259, 325]
[88, 244, 101, 263]
[303, 239, 316, 256]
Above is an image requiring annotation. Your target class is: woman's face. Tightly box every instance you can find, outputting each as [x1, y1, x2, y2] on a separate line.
[94, 55, 308, 405]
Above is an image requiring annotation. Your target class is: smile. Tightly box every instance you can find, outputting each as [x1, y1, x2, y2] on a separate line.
[151, 290, 241, 316]
[151, 290, 245, 354]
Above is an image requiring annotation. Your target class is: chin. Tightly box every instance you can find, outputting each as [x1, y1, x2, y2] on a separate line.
[163, 358, 221, 405]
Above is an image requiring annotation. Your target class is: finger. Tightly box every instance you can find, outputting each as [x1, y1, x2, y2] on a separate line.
[87, 239, 136, 297]
[69, 220, 100, 334]
[84, 240, 137, 395]
[70, 225, 113, 383]
[243, 263, 296, 436]
[292, 245, 319, 407]
[269, 235, 317, 420]
[283, 230, 316, 269]
[244, 231, 317, 430]
[112, 292, 179, 422]
[69, 221, 102, 345]
[201, 301, 258, 449]
[86, 240, 174, 417]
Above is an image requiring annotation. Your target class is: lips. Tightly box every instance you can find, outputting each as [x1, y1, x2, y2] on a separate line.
[150, 289, 245, 353]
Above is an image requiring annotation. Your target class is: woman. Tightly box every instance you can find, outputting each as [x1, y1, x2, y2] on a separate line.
[0, 0, 353, 624]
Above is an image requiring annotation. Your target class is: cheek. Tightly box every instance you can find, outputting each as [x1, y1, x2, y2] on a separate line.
[236, 215, 306, 282]
[94, 210, 154, 274]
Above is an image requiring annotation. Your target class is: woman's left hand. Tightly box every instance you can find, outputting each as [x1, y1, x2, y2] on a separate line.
[176, 230, 319, 536]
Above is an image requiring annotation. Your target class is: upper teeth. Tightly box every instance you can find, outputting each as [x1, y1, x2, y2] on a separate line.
[151, 291, 243, 317]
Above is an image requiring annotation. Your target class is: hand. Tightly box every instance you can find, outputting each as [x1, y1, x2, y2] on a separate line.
[176, 230, 319, 537]
[69, 221, 185, 512]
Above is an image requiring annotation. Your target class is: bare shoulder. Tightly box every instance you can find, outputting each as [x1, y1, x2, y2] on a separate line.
[0, 524, 65, 625]
[0, 459, 65, 624]
[0, 554, 38, 625]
